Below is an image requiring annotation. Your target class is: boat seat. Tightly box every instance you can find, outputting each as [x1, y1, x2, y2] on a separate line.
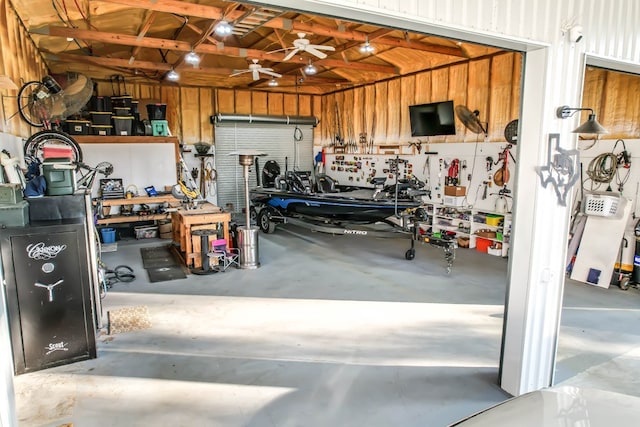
[316, 174, 339, 193]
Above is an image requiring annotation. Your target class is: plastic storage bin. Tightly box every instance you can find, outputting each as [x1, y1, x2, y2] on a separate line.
[100, 227, 116, 243]
[42, 158, 75, 196]
[476, 237, 492, 253]
[112, 95, 133, 108]
[146, 103, 167, 120]
[90, 112, 112, 125]
[91, 125, 112, 136]
[64, 120, 90, 135]
[90, 95, 112, 112]
[113, 116, 134, 135]
[134, 225, 158, 239]
[485, 214, 503, 226]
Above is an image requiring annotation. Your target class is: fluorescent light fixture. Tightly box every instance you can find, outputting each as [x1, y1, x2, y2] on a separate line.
[556, 105, 608, 134]
[166, 68, 180, 81]
[185, 51, 201, 67]
[304, 61, 317, 75]
[268, 78, 279, 87]
[215, 20, 233, 36]
[359, 37, 375, 54]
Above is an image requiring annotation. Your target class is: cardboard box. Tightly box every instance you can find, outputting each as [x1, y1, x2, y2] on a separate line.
[443, 195, 465, 207]
[476, 229, 497, 238]
[445, 185, 466, 197]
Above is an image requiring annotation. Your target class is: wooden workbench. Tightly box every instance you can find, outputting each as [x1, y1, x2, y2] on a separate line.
[171, 203, 231, 268]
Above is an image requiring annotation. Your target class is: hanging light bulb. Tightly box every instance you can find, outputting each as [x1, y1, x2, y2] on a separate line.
[166, 68, 180, 81]
[359, 37, 375, 54]
[304, 61, 317, 75]
[214, 20, 233, 36]
[268, 78, 279, 87]
[185, 51, 201, 67]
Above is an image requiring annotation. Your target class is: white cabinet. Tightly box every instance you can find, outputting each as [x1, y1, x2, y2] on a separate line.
[422, 203, 511, 257]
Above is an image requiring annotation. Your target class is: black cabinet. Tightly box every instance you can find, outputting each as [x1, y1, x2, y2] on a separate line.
[1, 220, 97, 374]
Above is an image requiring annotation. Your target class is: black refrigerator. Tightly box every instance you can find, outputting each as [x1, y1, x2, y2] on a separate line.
[1, 219, 97, 374]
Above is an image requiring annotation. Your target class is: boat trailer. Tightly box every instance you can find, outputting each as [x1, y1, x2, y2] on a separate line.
[253, 205, 456, 274]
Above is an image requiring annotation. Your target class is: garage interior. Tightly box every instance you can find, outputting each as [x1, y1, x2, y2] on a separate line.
[0, 0, 639, 426]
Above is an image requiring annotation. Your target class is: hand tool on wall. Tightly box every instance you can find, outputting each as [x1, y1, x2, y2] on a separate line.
[334, 102, 344, 147]
[447, 158, 460, 186]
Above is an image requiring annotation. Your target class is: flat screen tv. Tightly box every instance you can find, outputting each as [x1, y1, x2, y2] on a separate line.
[409, 100, 456, 137]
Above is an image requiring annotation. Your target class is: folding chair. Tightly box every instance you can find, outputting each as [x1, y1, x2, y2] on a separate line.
[207, 239, 239, 271]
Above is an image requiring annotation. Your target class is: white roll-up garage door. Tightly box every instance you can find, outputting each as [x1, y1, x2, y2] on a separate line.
[215, 123, 315, 213]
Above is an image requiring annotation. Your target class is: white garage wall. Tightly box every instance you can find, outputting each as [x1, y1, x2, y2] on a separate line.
[214, 123, 314, 213]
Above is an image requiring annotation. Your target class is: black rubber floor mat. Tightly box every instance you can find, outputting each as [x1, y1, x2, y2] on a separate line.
[146, 266, 187, 283]
[140, 245, 187, 282]
[140, 245, 180, 269]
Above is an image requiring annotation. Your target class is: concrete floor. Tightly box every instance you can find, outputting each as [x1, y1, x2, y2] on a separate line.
[12, 224, 640, 426]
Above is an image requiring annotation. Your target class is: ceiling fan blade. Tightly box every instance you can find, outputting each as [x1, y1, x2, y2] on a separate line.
[267, 47, 292, 54]
[305, 46, 328, 59]
[252, 70, 260, 81]
[283, 48, 300, 61]
[308, 45, 335, 52]
[260, 70, 282, 78]
[229, 70, 250, 77]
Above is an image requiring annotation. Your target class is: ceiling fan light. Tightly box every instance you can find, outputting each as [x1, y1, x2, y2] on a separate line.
[166, 69, 180, 81]
[185, 51, 201, 66]
[268, 78, 279, 87]
[215, 20, 233, 36]
[304, 63, 317, 75]
[359, 42, 375, 54]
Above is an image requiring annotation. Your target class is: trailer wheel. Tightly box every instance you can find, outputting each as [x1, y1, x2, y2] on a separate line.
[258, 208, 277, 234]
[619, 276, 631, 290]
[405, 248, 415, 260]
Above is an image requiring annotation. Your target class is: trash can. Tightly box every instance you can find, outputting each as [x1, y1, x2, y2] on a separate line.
[237, 226, 260, 269]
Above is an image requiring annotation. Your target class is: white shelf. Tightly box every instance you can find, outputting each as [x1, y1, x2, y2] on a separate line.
[423, 202, 512, 257]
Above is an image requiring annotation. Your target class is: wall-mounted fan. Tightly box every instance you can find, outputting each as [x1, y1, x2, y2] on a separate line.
[504, 119, 518, 144]
[455, 105, 488, 135]
[230, 59, 282, 81]
[17, 73, 93, 127]
[270, 33, 335, 61]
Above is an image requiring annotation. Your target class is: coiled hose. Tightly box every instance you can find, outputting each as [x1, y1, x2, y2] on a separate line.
[586, 152, 617, 187]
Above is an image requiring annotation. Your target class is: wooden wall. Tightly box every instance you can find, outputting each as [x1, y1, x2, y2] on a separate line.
[319, 52, 523, 147]
[582, 66, 640, 139]
[0, 0, 48, 137]
[93, 83, 319, 145]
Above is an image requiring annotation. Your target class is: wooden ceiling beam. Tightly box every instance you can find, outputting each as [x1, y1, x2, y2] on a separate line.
[44, 52, 173, 72]
[130, 10, 158, 63]
[35, 26, 192, 51]
[96, 0, 466, 57]
[36, 26, 398, 75]
[43, 51, 346, 85]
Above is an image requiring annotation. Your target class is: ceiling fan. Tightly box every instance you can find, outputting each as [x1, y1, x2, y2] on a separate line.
[270, 33, 336, 61]
[230, 59, 282, 81]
